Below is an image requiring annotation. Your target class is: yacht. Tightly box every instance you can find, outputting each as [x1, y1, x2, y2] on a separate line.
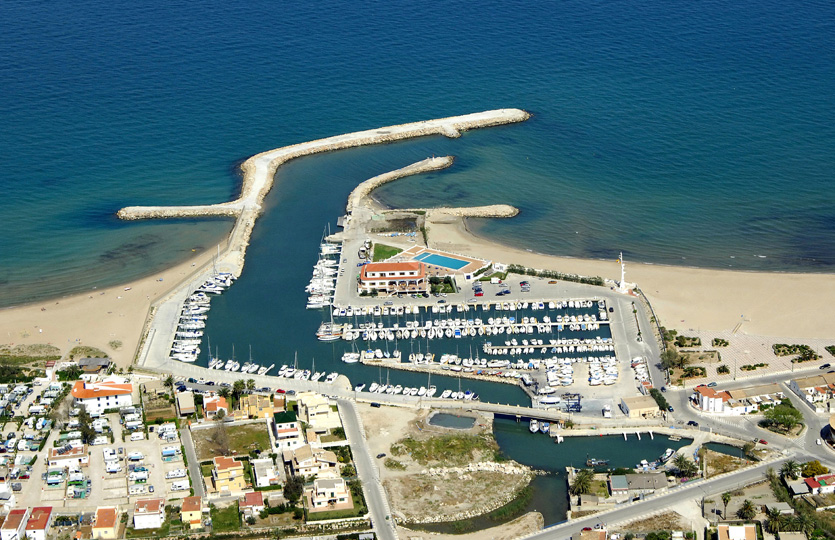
[529, 419, 539, 433]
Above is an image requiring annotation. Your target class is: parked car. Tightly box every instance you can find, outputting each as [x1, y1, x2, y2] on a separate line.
[376, 453, 386, 459]
[687, 421, 699, 427]
[667, 406, 674, 412]
[820, 364, 832, 370]
[707, 382, 717, 387]
[759, 439, 768, 445]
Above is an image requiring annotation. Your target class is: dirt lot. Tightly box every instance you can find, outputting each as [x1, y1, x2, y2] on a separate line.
[702, 449, 748, 478]
[399, 512, 544, 540]
[191, 421, 271, 461]
[358, 403, 533, 524]
[614, 511, 689, 533]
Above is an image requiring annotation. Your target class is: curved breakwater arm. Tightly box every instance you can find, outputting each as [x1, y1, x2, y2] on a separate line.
[116, 108, 530, 275]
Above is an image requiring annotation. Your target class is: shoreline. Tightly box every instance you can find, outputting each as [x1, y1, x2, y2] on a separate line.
[431, 216, 835, 338]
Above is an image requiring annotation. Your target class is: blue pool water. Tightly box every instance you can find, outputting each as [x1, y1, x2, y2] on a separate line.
[414, 253, 470, 270]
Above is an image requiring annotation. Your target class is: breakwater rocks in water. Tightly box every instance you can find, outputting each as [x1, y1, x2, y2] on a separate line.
[428, 204, 520, 219]
[348, 156, 454, 213]
[117, 108, 530, 275]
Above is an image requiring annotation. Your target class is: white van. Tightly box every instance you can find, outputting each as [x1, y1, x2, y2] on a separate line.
[106, 462, 122, 474]
[170, 480, 190, 491]
[130, 432, 145, 441]
[165, 469, 187, 479]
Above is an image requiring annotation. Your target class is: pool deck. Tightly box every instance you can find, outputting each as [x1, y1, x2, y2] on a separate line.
[393, 245, 488, 275]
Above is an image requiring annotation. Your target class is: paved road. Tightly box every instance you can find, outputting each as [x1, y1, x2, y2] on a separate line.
[525, 456, 791, 540]
[338, 398, 398, 540]
[180, 428, 205, 497]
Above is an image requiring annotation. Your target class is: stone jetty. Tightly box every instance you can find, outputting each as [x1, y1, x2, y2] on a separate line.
[117, 108, 530, 276]
[347, 156, 454, 213]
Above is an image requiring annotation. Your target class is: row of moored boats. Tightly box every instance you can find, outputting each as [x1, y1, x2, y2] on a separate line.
[170, 273, 235, 363]
[306, 242, 341, 309]
[332, 299, 607, 317]
[353, 382, 479, 401]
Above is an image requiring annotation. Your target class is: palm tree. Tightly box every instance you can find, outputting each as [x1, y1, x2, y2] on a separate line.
[766, 507, 785, 533]
[674, 455, 699, 478]
[795, 512, 815, 534]
[218, 387, 231, 401]
[233, 379, 246, 404]
[722, 492, 732, 517]
[737, 499, 757, 520]
[781, 460, 801, 480]
[570, 468, 595, 495]
[163, 375, 175, 396]
[246, 379, 255, 391]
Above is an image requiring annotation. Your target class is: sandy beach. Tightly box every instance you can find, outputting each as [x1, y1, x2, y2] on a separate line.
[426, 214, 835, 339]
[0, 244, 224, 369]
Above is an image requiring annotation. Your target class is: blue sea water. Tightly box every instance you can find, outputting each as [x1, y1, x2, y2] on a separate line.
[1, 0, 834, 307]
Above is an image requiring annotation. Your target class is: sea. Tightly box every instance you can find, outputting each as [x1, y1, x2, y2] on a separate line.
[1, 0, 833, 525]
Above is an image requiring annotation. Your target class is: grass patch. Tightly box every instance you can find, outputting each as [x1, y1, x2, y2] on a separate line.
[125, 523, 171, 539]
[389, 433, 498, 466]
[487, 486, 534, 522]
[827, 346, 835, 357]
[675, 336, 702, 348]
[384, 458, 406, 470]
[192, 423, 271, 460]
[201, 462, 214, 477]
[372, 244, 403, 262]
[210, 504, 241, 532]
[67, 345, 108, 359]
[0, 344, 61, 365]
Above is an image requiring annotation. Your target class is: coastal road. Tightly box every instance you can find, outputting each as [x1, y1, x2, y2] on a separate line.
[524, 456, 791, 540]
[338, 398, 398, 540]
[180, 428, 205, 497]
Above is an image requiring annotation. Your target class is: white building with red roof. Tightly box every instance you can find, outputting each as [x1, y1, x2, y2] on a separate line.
[24, 507, 53, 540]
[71, 381, 134, 412]
[358, 261, 428, 295]
[133, 498, 165, 530]
[1, 508, 29, 540]
[203, 395, 229, 419]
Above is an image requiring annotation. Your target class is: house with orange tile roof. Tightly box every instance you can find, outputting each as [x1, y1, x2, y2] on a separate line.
[71, 381, 134, 411]
[180, 496, 204, 530]
[358, 261, 428, 295]
[203, 395, 229, 420]
[717, 524, 756, 540]
[238, 394, 273, 420]
[1, 508, 29, 540]
[25, 507, 53, 540]
[239, 491, 265, 518]
[92, 507, 118, 539]
[133, 498, 165, 530]
[212, 456, 247, 494]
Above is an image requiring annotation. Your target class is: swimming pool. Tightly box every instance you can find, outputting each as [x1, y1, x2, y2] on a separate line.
[413, 252, 470, 270]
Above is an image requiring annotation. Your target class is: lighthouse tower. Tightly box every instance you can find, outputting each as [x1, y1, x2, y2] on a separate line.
[617, 252, 629, 294]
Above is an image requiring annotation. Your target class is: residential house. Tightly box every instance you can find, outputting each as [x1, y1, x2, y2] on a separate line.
[204, 396, 229, 420]
[24, 507, 53, 540]
[358, 261, 429, 295]
[1, 509, 29, 540]
[308, 475, 353, 512]
[71, 381, 134, 412]
[619, 396, 660, 419]
[789, 373, 835, 410]
[239, 492, 265, 518]
[48, 445, 89, 468]
[765, 502, 794, 515]
[694, 386, 730, 413]
[804, 474, 835, 495]
[239, 394, 273, 420]
[212, 456, 247, 494]
[272, 411, 304, 450]
[176, 391, 195, 417]
[717, 524, 756, 540]
[284, 444, 338, 477]
[180, 496, 203, 530]
[251, 457, 284, 488]
[92, 507, 118, 540]
[133, 498, 165, 530]
[573, 528, 607, 540]
[273, 395, 286, 412]
[297, 392, 339, 431]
